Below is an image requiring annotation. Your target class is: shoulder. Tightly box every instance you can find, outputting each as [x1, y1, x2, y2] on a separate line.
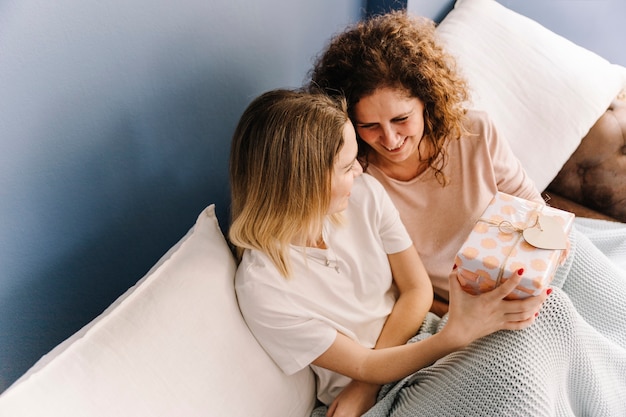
[354, 173, 385, 194]
[347, 174, 394, 214]
[458, 109, 505, 151]
[235, 250, 296, 320]
[235, 249, 285, 294]
[462, 109, 495, 134]
[444, 110, 507, 173]
[348, 174, 409, 235]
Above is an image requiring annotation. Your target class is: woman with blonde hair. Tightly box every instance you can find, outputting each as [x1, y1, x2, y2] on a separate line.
[228, 88, 625, 417]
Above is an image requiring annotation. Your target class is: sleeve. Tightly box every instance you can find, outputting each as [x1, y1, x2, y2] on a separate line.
[235, 271, 336, 376]
[362, 174, 413, 254]
[483, 113, 544, 203]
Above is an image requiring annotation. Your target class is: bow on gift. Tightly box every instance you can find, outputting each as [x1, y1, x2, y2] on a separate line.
[478, 212, 568, 250]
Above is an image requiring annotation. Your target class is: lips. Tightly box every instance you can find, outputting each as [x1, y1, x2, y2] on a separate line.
[383, 137, 407, 152]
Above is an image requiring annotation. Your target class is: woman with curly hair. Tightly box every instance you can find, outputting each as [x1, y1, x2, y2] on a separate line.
[309, 11, 540, 310]
[307, 10, 626, 416]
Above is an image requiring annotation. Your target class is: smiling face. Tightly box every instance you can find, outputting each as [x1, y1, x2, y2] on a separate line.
[328, 121, 362, 215]
[353, 87, 427, 180]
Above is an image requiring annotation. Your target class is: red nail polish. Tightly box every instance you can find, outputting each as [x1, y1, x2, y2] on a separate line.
[453, 263, 457, 270]
[517, 268, 524, 275]
[535, 312, 539, 317]
[546, 288, 553, 295]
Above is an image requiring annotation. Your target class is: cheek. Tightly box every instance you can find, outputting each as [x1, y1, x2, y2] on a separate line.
[332, 176, 352, 197]
[407, 119, 424, 136]
[356, 128, 377, 145]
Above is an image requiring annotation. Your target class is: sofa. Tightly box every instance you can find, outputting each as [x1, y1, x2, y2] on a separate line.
[0, 205, 317, 416]
[1, 0, 624, 415]
[546, 97, 626, 223]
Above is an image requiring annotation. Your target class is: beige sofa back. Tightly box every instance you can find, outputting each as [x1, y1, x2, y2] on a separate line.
[0, 205, 316, 417]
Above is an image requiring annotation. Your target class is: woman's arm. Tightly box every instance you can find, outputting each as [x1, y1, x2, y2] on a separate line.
[324, 245, 433, 416]
[313, 269, 547, 385]
[376, 245, 433, 348]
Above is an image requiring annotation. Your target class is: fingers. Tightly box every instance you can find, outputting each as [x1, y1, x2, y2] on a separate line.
[503, 308, 538, 322]
[501, 315, 537, 331]
[490, 268, 524, 300]
[448, 263, 553, 334]
[500, 287, 552, 330]
[326, 400, 337, 417]
[448, 266, 461, 291]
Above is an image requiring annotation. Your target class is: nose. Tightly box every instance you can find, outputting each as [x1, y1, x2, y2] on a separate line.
[354, 161, 363, 177]
[380, 124, 399, 147]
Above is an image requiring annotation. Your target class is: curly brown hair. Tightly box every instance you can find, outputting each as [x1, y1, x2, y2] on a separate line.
[308, 10, 470, 184]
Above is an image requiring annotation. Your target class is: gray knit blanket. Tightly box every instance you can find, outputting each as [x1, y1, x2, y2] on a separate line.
[312, 219, 626, 417]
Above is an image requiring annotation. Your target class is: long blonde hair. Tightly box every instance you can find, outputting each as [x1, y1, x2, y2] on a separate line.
[229, 89, 349, 277]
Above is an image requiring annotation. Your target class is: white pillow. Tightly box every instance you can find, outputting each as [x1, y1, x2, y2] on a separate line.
[0, 205, 316, 417]
[435, 0, 626, 191]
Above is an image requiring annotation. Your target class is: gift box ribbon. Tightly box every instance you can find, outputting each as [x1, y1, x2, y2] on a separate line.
[475, 209, 542, 287]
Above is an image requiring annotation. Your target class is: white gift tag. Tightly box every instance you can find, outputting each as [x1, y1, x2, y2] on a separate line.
[523, 215, 568, 250]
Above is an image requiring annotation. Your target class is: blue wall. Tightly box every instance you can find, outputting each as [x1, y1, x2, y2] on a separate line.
[0, 0, 365, 391]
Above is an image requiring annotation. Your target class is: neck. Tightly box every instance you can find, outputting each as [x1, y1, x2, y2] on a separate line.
[291, 231, 326, 249]
[370, 152, 429, 181]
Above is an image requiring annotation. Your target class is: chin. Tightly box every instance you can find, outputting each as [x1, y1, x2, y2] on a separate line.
[384, 152, 411, 165]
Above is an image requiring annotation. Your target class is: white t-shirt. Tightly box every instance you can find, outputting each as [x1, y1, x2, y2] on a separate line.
[235, 174, 412, 405]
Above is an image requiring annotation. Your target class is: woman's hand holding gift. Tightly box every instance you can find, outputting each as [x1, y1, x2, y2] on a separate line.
[442, 266, 550, 348]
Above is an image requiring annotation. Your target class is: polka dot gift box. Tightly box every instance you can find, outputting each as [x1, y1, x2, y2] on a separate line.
[455, 192, 575, 299]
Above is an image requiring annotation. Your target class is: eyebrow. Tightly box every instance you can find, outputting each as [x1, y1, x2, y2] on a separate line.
[356, 108, 413, 125]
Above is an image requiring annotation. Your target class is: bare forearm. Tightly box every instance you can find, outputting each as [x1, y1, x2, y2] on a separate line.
[316, 327, 466, 386]
[315, 272, 546, 386]
[326, 248, 435, 414]
[377, 247, 434, 349]
[344, 290, 431, 406]
[375, 288, 430, 349]
[358, 328, 465, 384]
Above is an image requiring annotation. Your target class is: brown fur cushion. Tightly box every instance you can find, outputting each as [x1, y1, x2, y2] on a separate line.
[546, 96, 626, 223]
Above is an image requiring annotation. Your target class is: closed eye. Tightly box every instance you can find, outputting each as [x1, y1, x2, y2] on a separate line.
[358, 115, 410, 129]
[344, 156, 358, 172]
